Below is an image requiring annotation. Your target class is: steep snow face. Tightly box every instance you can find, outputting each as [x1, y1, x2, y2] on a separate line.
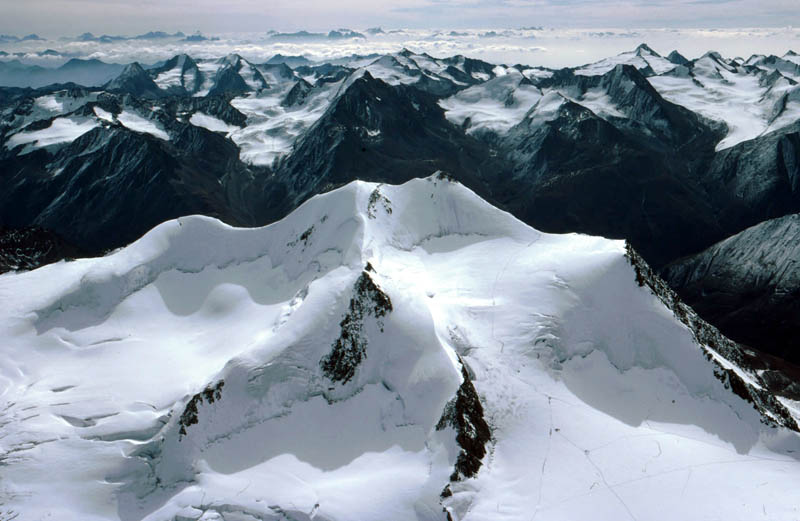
[93, 106, 114, 122]
[1, 176, 800, 521]
[783, 51, 800, 66]
[648, 52, 800, 150]
[517, 90, 567, 129]
[362, 55, 422, 86]
[192, 55, 268, 97]
[193, 59, 225, 97]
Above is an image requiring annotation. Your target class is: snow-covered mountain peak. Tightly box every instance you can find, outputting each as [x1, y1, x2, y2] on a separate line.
[574, 43, 676, 77]
[634, 43, 660, 57]
[219, 53, 243, 67]
[39, 175, 533, 283]
[3, 174, 800, 520]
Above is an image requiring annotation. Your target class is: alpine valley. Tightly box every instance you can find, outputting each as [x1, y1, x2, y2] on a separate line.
[2, 43, 800, 521]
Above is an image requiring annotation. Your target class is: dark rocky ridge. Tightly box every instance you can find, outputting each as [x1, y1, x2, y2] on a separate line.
[104, 62, 163, 98]
[0, 123, 259, 253]
[178, 381, 224, 439]
[321, 266, 393, 384]
[436, 360, 492, 482]
[698, 122, 800, 233]
[0, 226, 87, 273]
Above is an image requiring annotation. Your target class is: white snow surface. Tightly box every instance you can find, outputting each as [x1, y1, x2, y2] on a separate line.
[193, 59, 224, 97]
[575, 46, 676, 76]
[93, 106, 114, 122]
[4, 116, 99, 152]
[440, 69, 542, 135]
[117, 110, 170, 140]
[648, 53, 800, 150]
[355, 51, 485, 90]
[228, 78, 343, 166]
[188, 112, 239, 135]
[440, 68, 628, 136]
[1, 176, 800, 521]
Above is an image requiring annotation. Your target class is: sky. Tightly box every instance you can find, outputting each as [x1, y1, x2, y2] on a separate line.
[2, 0, 800, 37]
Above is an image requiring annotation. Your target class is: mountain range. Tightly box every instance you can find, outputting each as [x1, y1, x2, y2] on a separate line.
[1, 43, 799, 368]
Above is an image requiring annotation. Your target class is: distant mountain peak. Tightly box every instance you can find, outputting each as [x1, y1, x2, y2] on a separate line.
[667, 50, 690, 65]
[635, 43, 660, 56]
[105, 62, 163, 97]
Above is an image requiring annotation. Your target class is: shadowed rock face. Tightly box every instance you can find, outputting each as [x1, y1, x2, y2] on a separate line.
[207, 66, 251, 98]
[698, 124, 800, 232]
[0, 124, 258, 253]
[104, 63, 163, 98]
[663, 214, 800, 364]
[269, 72, 504, 217]
[497, 96, 725, 267]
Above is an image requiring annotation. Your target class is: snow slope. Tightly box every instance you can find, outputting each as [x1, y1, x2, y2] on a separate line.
[117, 109, 170, 140]
[4, 115, 100, 152]
[1, 175, 800, 521]
[188, 112, 239, 135]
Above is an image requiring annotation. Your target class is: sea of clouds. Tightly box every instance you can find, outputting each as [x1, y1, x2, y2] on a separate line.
[1, 27, 799, 68]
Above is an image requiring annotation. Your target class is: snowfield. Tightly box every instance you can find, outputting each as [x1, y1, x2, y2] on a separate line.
[1, 175, 800, 521]
[439, 69, 543, 136]
[117, 110, 170, 141]
[648, 51, 800, 150]
[4, 115, 100, 152]
[229, 78, 342, 167]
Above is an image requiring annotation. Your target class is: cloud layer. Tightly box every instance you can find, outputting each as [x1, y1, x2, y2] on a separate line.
[0, 27, 798, 69]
